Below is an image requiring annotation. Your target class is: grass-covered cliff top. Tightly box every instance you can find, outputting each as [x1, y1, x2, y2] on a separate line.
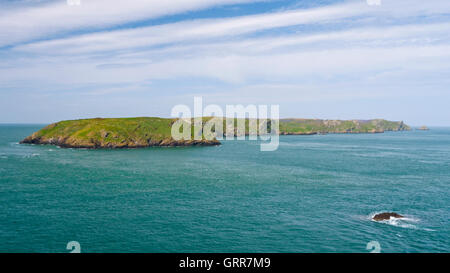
[20, 117, 219, 148]
[20, 117, 410, 148]
[279, 119, 410, 134]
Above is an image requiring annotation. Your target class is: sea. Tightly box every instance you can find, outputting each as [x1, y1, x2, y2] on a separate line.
[0, 125, 449, 253]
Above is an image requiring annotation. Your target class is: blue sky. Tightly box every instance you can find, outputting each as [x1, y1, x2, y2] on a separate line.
[0, 0, 449, 125]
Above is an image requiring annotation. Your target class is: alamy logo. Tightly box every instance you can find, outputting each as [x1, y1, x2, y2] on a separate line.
[170, 97, 280, 151]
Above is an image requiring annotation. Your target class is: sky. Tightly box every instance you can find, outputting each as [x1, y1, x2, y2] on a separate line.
[0, 0, 449, 125]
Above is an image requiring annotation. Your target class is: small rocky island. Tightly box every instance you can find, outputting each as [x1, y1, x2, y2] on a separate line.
[418, 126, 429, 131]
[21, 117, 410, 149]
[372, 212, 404, 221]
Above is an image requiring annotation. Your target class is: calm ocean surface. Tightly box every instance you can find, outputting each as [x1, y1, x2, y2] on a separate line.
[0, 125, 449, 253]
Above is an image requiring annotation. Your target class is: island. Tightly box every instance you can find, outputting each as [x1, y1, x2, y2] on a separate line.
[418, 126, 429, 131]
[20, 117, 410, 149]
[20, 117, 220, 148]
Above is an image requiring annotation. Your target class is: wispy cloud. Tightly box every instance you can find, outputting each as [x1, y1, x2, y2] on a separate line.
[1, 0, 450, 124]
[14, 0, 450, 55]
[0, 0, 260, 47]
[11, 1, 362, 54]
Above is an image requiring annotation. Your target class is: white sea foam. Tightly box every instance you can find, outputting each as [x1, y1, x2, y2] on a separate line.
[383, 217, 418, 229]
[24, 153, 40, 158]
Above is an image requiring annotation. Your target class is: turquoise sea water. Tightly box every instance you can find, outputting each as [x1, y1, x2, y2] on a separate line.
[0, 125, 449, 253]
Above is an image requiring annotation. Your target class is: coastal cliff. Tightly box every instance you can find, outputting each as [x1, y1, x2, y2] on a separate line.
[279, 119, 410, 135]
[20, 117, 220, 148]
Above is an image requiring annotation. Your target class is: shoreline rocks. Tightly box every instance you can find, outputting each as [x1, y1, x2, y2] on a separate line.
[372, 212, 404, 221]
[280, 132, 318, 135]
[20, 136, 220, 149]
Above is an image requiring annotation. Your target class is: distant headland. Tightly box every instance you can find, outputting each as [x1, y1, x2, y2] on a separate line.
[20, 117, 410, 149]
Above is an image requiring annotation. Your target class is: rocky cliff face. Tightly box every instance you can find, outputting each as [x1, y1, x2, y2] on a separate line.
[20, 135, 220, 148]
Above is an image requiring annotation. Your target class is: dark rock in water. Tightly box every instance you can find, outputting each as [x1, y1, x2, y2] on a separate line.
[372, 212, 404, 221]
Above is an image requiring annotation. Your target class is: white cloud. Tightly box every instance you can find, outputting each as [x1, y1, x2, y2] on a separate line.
[12, 0, 450, 56]
[2, 0, 450, 124]
[3, 43, 450, 87]
[0, 0, 260, 47]
[11, 1, 364, 54]
[5, 18, 450, 86]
